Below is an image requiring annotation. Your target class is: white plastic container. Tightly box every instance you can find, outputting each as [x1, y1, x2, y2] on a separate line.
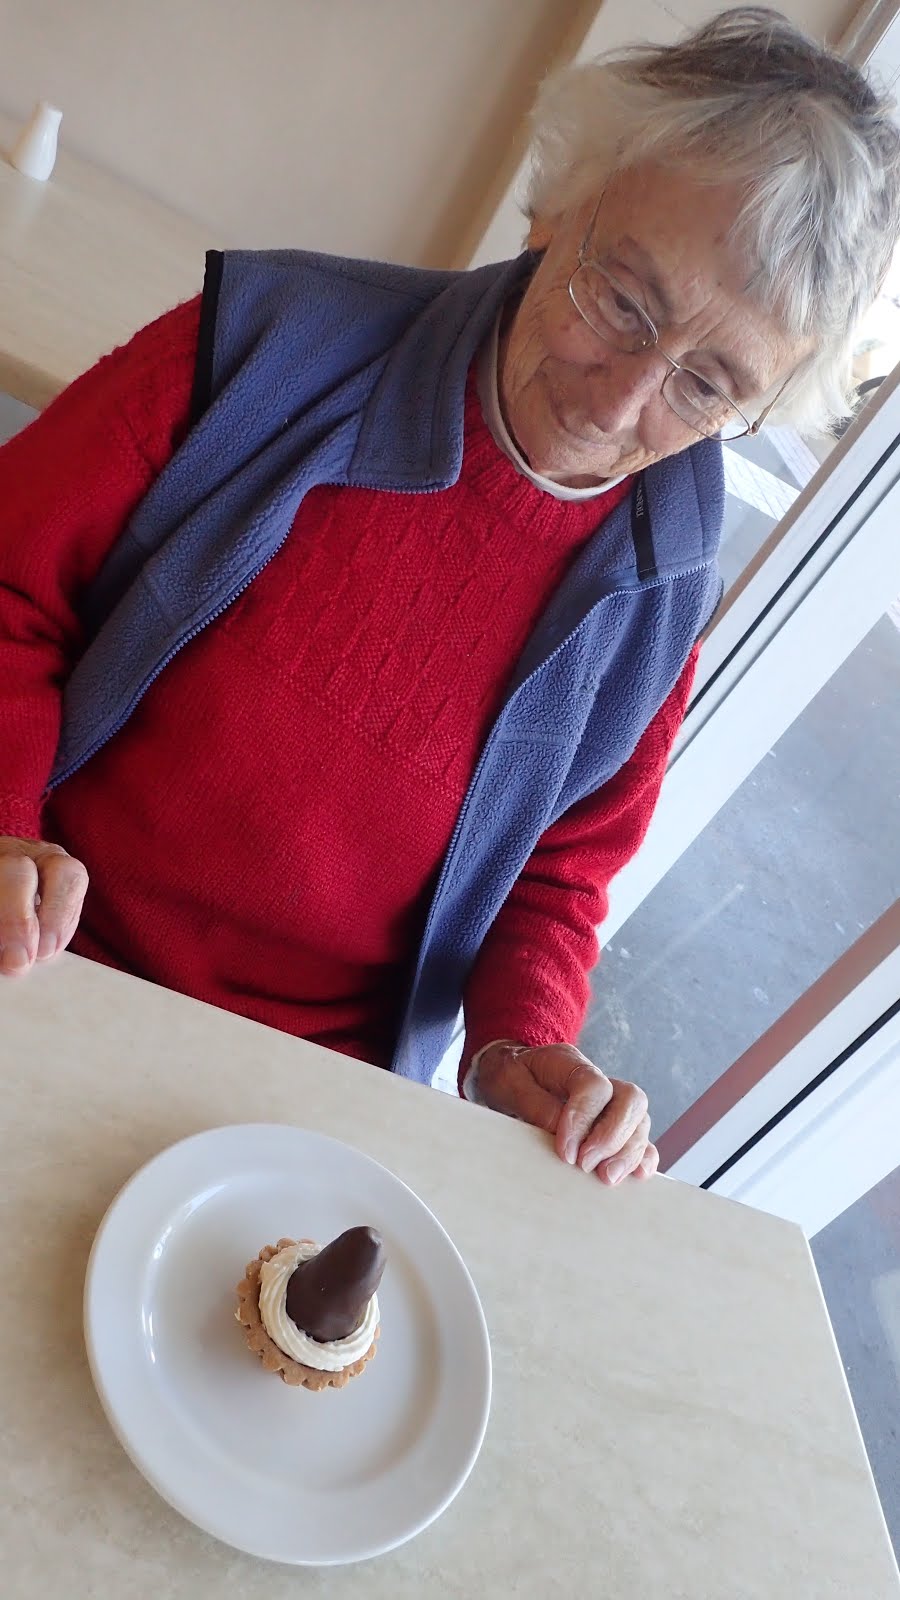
[8, 100, 62, 181]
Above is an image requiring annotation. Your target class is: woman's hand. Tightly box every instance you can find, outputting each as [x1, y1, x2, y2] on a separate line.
[0, 837, 88, 976]
[474, 1040, 658, 1184]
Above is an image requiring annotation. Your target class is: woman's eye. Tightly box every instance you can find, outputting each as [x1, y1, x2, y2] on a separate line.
[609, 290, 640, 328]
[683, 371, 721, 408]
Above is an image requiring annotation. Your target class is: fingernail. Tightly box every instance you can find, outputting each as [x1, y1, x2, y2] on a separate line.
[564, 1138, 578, 1165]
[0, 941, 30, 974]
[37, 931, 57, 961]
[605, 1160, 626, 1185]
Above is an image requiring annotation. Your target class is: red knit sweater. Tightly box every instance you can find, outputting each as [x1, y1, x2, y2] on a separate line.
[0, 298, 695, 1069]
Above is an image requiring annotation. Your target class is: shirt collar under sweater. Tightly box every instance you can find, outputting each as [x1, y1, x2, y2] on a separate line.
[477, 311, 626, 502]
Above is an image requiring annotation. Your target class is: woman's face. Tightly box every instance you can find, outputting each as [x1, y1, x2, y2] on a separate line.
[498, 163, 813, 486]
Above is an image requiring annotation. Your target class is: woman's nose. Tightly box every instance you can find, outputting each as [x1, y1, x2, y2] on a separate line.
[588, 347, 670, 433]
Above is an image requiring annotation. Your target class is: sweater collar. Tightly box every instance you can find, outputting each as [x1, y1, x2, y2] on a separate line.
[350, 252, 538, 492]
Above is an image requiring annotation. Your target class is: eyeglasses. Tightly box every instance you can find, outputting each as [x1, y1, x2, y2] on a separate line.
[567, 202, 782, 443]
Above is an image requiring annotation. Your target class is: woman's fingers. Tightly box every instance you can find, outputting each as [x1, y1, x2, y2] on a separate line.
[593, 1116, 653, 1185]
[549, 1056, 615, 1165]
[576, 1077, 649, 1175]
[0, 840, 89, 975]
[505, 1043, 615, 1160]
[34, 849, 89, 959]
[631, 1142, 660, 1181]
[0, 852, 40, 973]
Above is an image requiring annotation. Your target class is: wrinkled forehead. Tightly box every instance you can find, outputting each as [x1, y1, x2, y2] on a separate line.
[585, 166, 753, 293]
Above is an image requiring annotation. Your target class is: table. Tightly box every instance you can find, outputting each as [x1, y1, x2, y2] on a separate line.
[0, 111, 213, 409]
[1, 953, 897, 1598]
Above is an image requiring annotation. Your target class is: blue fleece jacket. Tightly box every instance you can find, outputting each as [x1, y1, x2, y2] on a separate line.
[50, 248, 723, 1084]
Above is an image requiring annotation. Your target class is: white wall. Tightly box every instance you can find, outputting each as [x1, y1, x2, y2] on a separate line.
[470, 0, 865, 265]
[0, 0, 867, 275]
[0, 0, 594, 268]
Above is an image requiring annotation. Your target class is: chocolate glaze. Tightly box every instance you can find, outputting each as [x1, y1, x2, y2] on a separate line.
[285, 1226, 385, 1343]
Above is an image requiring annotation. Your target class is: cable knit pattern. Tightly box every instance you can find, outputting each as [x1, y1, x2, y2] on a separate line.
[0, 298, 691, 1070]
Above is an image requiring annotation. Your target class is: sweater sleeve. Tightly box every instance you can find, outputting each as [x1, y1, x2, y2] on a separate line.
[0, 297, 201, 839]
[462, 648, 698, 1078]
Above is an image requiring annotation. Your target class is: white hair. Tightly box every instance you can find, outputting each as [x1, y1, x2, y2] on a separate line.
[524, 7, 900, 433]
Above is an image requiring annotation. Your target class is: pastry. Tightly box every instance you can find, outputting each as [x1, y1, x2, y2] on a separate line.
[235, 1225, 385, 1390]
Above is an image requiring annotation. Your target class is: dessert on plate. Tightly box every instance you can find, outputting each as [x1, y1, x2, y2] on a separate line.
[235, 1225, 385, 1390]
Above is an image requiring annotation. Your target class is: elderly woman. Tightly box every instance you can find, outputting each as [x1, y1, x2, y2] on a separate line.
[0, 10, 897, 1182]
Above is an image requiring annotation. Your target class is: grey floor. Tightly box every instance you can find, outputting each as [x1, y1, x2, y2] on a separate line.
[813, 1173, 900, 1557]
[580, 443, 900, 1554]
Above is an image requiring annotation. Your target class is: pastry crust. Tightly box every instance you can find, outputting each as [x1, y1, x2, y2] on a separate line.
[235, 1238, 379, 1390]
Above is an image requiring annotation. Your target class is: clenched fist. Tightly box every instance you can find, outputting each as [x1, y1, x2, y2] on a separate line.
[0, 837, 88, 976]
[474, 1040, 658, 1184]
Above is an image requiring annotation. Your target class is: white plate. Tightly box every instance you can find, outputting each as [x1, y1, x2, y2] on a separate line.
[84, 1123, 491, 1566]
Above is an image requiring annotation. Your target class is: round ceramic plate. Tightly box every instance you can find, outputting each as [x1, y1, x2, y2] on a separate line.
[84, 1123, 491, 1566]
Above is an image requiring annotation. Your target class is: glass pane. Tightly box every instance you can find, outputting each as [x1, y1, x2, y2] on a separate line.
[719, 345, 900, 594]
[813, 1165, 900, 1557]
[579, 608, 900, 1137]
[718, 424, 824, 591]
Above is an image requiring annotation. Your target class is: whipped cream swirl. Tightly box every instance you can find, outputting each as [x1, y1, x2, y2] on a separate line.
[258, 1240, 379, 1371]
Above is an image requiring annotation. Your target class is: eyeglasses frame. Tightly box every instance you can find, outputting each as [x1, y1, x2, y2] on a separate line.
[566, 196, 788, 442]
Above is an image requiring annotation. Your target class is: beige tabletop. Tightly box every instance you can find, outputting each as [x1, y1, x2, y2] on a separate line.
[1, 952, 897, 1598]
[0, 110, 213, 409]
